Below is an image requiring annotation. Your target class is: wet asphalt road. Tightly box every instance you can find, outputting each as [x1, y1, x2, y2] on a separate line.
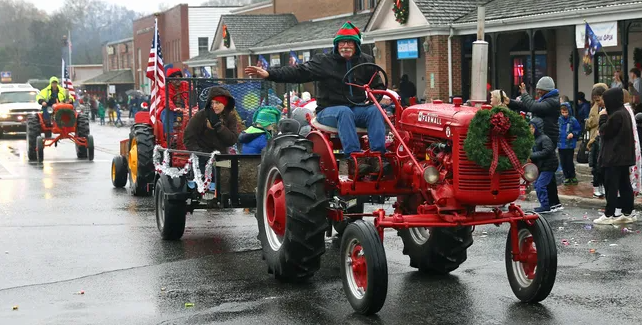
[1, 123, 642, 325]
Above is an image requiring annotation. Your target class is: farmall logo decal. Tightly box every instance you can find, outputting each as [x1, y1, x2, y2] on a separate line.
[418, 112, 442, 125]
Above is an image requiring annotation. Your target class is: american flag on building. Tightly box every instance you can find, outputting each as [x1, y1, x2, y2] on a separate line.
[61, 58, 77, 101]
[146, 18, 165, 125]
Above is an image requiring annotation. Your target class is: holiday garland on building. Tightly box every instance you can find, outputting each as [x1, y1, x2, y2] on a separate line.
[392, 0, 409, 25]
[223, 25, 230, 48]
[464, 106, 534, 176]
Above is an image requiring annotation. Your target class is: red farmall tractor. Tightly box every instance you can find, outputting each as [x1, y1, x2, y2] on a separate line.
[26, 103, 93, 162]
[254, 61, 557, 315]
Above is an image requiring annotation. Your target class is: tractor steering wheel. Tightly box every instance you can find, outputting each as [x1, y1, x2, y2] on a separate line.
[342, 63, 389, 106]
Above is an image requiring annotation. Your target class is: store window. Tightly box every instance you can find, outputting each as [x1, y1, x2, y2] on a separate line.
[198, 37, 209, 56]
[510, 54, 547, 98]
[356, 0, 365, 11]
[595, 52, 622, 85]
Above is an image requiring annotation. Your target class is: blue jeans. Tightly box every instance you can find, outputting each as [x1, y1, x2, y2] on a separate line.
[315, 104, 386, 158]
[534, 171, 554, 209]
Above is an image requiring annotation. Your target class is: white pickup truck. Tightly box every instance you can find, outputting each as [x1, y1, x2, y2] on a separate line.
[0, 84, 41, 138]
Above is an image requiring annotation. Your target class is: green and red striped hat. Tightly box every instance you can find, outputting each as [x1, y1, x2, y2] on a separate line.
[333, 21, 361, 47]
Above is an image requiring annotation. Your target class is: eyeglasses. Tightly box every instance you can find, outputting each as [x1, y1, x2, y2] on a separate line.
[338, 41, 354, 45]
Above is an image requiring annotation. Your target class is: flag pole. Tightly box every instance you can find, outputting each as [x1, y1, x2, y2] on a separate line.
[584, 19, 617, 70]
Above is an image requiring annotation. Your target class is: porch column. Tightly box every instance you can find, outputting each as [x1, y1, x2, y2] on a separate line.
[529, 29, 536, 93]
[490, 33, 499, 89]
[217, 57, 225, 79]
[572, 27, 579, 114]
[236, 55, 250, 79]
[374, 41, 393, 86]
[621, 20, 631, 88]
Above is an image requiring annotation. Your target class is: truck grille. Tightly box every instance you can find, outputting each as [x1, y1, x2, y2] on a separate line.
[456, 134, 520, 191]
[10, 109, 39, 114]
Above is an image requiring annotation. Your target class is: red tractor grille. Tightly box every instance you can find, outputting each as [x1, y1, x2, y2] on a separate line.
[456, 134, 520, 192]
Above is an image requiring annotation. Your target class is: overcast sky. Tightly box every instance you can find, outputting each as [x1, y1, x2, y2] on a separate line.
[24, 0, 207, 15]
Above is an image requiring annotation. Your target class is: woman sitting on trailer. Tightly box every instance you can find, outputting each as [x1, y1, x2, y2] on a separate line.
[183, 87, 239, 171]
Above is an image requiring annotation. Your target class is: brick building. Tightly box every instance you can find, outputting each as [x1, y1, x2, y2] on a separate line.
[133, 4, 238, 92]
[82, 38, 135, 100]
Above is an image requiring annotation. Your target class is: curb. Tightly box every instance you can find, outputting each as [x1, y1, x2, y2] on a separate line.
[525, 192, 642, 210]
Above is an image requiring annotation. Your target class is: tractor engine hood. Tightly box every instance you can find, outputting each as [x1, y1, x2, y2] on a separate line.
[397, 101, 479, 139]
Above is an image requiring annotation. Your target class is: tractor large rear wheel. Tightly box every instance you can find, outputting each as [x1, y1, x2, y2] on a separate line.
[26, 115, 41, 161]
[255, 135, 328, 281]
[128, 124, 155, 196]
[76, 114, 90, 159]
[398, 226, 473, 274]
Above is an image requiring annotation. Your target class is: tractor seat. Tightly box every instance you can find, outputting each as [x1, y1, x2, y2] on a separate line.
[310, 117, 368, 134]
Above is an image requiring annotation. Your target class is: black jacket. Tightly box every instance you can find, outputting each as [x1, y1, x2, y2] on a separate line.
[508, 91, 560, 146]
[183, 87, 238, 153]
[599, 88, 635, 167]
[530, 117, 559, 172]
[266, 52, 384, 112]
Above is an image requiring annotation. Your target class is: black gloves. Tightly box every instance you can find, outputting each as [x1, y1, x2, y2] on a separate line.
[207, 110, 221, 129]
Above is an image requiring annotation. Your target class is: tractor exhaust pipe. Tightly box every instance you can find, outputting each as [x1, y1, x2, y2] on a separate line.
[470, 6, 488, 106]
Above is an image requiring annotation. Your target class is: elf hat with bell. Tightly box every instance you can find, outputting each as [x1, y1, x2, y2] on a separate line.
[333, 21, 362, 55]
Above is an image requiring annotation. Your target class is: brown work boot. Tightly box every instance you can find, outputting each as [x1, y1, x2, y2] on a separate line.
[347, 158, 373, 180]
[369, 157, 393, 175]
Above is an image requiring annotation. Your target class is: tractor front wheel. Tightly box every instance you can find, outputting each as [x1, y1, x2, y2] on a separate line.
[111, 155, 128, 188]
[128, 124, 155, 196]
[255, 135, 328, 281]
[340, 220, 388, 315]
[36, 136, 45, 163]
[26, 115, 41, 161]
[398, 226, 473, 274]
[154, 177, 187, 240]
[505, 216, 557, 303]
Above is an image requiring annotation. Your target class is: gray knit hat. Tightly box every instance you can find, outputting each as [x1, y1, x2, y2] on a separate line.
[536, 76, 555, 91]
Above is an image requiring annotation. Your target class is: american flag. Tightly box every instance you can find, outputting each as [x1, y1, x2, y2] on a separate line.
[61, 58, 77, 101]
[146, 18, 165, 125]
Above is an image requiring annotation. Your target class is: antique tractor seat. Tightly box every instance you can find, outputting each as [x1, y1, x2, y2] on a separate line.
[310, 117, 368, 134]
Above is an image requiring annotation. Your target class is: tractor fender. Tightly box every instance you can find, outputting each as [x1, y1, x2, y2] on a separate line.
[134, 111, 151, 125]
[155, 173, 189, 201]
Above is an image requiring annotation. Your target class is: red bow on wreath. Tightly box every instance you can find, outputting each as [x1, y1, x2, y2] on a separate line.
[489, 112, 524, 177]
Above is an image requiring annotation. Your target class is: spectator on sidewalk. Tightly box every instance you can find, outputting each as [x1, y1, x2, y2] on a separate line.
[576, 92, 590, 131]
[529, 117, 559, 214]
[593, 88, 637, 225]
[508, 76, 562, 211]
[558, 103, 582, 185]
[490, 89, 510, 108]
[623, 89, 642, 197]
[611, 70, 624, 89]
[98, 99, 106, 125]
[587, 83, 608, 198]
[629, 68, 641, 113]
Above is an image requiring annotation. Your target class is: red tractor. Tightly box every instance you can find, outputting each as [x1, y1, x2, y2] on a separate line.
[254, 63, 556, 315]
[26, 103, 93, 162]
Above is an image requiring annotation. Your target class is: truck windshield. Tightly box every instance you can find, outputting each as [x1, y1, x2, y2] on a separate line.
[0, 91, 38, 104]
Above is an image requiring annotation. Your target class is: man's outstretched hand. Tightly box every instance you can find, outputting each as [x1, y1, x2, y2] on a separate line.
[245, 66, 269, 79]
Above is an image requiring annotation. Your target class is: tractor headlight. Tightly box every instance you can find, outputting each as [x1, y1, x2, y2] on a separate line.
[47, 107, 53, 114]
[522, 163, 539, 182]
[0, 114, 8, 119]
[423, 166, 440, 184]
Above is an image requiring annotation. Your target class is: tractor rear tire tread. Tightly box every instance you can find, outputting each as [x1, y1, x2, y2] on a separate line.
[26, 115, 41, 161]
[398, 226, 473, 275]
[129, 124, 155, 196]
[76, 114, 90, 158]
[256, 136, 328, 282]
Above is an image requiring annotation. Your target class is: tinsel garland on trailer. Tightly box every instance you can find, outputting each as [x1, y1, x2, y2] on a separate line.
[152, 145, 218, 194]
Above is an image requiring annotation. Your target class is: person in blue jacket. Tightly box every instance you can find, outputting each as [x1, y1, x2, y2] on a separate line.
[558, 103, 582, 185]
[238, 106, 281, 154]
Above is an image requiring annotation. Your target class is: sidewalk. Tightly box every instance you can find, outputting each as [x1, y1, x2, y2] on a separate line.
[525, 178, 642, 209]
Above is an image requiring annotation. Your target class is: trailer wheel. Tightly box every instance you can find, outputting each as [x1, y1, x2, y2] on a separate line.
[111, 155, 128, 188]
[398, 226, 473, 274]
[26, 115, 41, 161]
[128, 124, 155, 196]
[255, 135, 328, 281]
[154, 177, 187, 240]
[36, 136, 45, 163]
[340, 220, 388, 315]
[506, 216, 557, 303]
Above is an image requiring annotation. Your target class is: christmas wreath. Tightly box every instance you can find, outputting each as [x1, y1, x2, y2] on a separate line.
[392, 0, 409, 25]
[54, 108, 77, 128]
[463, 106, 534, 176]
[223, 25, 230, 48]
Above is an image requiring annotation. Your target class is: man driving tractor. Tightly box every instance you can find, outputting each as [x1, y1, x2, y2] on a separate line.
[245, 21, 389, 178]
[36, 76, 74, 126]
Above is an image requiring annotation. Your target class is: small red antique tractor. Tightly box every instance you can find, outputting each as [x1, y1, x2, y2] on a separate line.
[254, 62, 557, 315]
[26, 103, 93, 162]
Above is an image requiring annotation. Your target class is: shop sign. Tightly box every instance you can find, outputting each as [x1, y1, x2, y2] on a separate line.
[576, 22, 618, 48]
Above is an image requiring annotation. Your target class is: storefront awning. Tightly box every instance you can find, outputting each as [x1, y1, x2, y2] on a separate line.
[81, 70, 134, 85]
